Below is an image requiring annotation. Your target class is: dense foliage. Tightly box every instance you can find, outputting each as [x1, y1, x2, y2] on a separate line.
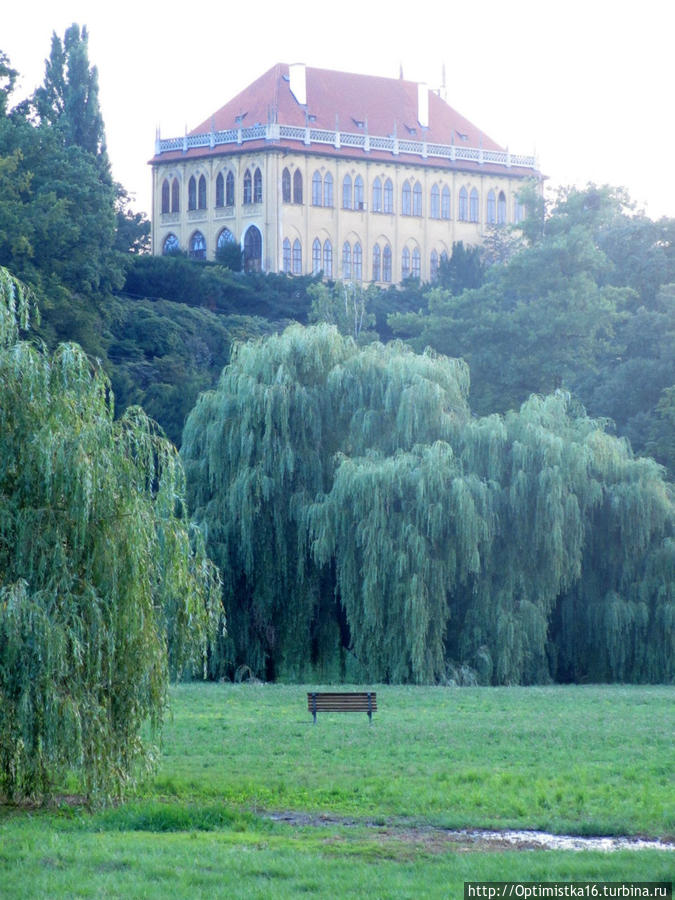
[183, 325, 673, 684]
[0, 269, 221, 801]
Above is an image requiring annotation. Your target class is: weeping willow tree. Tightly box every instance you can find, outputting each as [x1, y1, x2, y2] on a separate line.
[0, 268, 220, 802]
[183, 324, 673, 684]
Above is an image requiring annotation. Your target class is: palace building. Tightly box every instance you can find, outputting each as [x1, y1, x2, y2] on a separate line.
[150, 63, 539, 283]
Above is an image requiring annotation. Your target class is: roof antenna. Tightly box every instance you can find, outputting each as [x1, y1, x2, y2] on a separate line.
[441, 62, 447, 101]
[399, 63, 404, 80]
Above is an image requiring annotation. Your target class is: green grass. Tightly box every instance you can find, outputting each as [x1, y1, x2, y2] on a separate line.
[0, 683, 672, 897]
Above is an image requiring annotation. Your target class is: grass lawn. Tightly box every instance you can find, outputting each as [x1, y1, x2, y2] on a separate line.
[0, 683, 672, 898]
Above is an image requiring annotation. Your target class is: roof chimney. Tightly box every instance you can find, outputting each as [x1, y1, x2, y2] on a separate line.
[417, 83, 429, 129]
[289, 63, 307, 106]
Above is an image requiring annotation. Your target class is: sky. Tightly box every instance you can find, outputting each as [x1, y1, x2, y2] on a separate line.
[3, 0, 673, 220]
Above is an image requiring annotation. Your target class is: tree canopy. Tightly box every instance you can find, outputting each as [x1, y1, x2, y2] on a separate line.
[183, 325, 673, 685]
[0, 268, 220, 802]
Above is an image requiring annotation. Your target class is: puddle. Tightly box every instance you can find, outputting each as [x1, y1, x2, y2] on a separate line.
[266, 812, 674, 852]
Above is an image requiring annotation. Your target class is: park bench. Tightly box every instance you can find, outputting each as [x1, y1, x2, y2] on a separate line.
[307, 691, 377, 724]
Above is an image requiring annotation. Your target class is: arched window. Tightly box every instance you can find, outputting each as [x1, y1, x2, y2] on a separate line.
[226, 171, 235, 207]
[188, 176, 197, 211]
[402, 181, 411, 216]
[217, 228, 235, 251]
[198, 175, 207, 210]
[412, 247, 421, 279]
[293, 169, 303, 204]
[372, 244, 381, 281]
[312, 238, 322, 274]
[430, 249, 439, 281]
[254, 168, 263, 203]
[372, 177, 382, 212]
[324, 172, 333, 208]
[402, 246, 411, 279]
[282, 238, 291, 273]
[323, 240, 333, 278]
[353, 242, 362, 280]
[441, 185, 450, 220]
[458, 186, 468, 221]
[342, 174, 352, 209]
[430, 184, 440, 219]
[244, 226, 262, 273]
[215, 172, 224, 208]
[342, 242, 352, 279]
[243, 169, 252, 205]
[382, 244, 392, 283]
[498, 190, 506, 225]
[282, 168, 291, 203]
[189, 231, 206, 260]
[383, 178, 393, 213]
[312, 171, 322, 206]
[162, 233, 180, 255]
[487, 190, 496, 224]
[292, 239, 302, 275]
[161, 179, 170, 214]
[412, 181, 422, 216]
[469, 187, 478, 222]
[514, 197, 525, 224]
[171, 178, 180, 213]
[354, 175, 364, 210]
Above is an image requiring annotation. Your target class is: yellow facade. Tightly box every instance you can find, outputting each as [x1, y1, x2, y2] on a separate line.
[152, 147, 532, 283]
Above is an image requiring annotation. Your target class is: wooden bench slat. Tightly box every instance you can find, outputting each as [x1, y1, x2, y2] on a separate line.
[307, 691, 377, 723]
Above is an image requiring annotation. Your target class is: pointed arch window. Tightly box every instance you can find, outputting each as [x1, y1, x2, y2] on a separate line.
[412, 181, 422, 216]
[243, 169, 252, 205]
[383, 178, 393, 213]
[412, 247, 421, 279]
[312, 238, 322, 274]
[198, 174, 207, 210]
[372, 243, 381, 281]
[342, 242, 352, 279]
[215, 172, 224, 208]
[342, 174, 352, 210]
[282, 237, 292, 273]
[282, 168, 291, 203]
[498, 190, 506, 224]
[254, 168, 263, 203]
[324, 172, 333, 208]
[354, 175, 364, 210]
[162, 233, 180, 255]
[469, 187, 479, 222]
[188, 176, 197, 211]
[458, 186, 468, 221]
[487, 190, 496, 224]
[189, 231, 206, 260]
[312, 171, 322, 206]
[382, 244, 392, 282]
[323, 240, 333, 278]
[226, 171, 235, 207]
[292, 239, 302, 275]
[441, 185, 450, 220]
[402, 246, 411, 279]
[161, 179, 170, 214]
[430, 184, 440, 219]
[402, 181, 411, 216]
[244, 225, 262, 272]
[171, 178, 180, 213]
[217, 228, 235, 251]
[372, 177, 382, 212]
[514, 197, 525, 223]
[353, 242, 362, 280]
[293, 169, 303, 204]
[430, 249, 439, 281]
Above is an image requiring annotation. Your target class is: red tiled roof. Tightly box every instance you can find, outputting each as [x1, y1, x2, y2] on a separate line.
[152, 64, 534, 175]
[191, 63, 503, 150]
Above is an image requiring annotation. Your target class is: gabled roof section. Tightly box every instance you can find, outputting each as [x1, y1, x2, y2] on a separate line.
[190, 63, 502, 149]
[152, 64, 537, 176]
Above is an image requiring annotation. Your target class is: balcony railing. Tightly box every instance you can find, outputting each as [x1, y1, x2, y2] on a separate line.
[155, 123, 537, 170]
